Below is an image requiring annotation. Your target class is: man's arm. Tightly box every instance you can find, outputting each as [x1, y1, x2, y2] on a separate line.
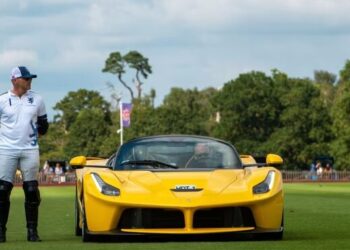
[37, 114, 49, 135]
[37, 95, 49, 136]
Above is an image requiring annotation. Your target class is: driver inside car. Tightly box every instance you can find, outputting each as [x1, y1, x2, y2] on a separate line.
[185, 143, 212, 168]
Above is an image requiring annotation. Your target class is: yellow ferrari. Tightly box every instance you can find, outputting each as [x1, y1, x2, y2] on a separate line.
[70, 135, 284, 242]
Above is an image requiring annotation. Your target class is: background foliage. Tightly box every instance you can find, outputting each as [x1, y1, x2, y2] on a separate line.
[40, 60, 350, 170]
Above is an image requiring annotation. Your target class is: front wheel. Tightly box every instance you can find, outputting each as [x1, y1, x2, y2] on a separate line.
[74, 189, 82, 236]
[81, 198, 94, 242]
[82, 216, 93, 242]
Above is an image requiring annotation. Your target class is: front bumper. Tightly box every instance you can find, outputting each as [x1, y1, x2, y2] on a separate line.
[83, 189, 283, 234]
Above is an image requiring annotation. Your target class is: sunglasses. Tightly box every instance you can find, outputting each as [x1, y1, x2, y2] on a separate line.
[21, 78, 32, 82]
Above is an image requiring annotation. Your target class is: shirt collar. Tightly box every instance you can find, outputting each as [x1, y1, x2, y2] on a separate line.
[8, 90, 30, 98]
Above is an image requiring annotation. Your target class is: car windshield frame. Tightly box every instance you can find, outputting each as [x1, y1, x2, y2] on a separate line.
[114, 136, 242, 170]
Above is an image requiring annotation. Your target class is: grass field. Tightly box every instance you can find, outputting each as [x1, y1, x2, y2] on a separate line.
[2, 183, 350, 250]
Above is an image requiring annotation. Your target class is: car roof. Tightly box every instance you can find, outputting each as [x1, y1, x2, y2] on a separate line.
[124, 134, 232, 145]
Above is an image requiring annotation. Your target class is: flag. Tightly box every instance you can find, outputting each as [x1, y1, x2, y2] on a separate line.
[121, 103, 132, 128]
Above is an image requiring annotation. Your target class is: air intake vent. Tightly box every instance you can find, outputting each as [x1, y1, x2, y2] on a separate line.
[118, 208, 185, 229]
[193, 207, 255, 228]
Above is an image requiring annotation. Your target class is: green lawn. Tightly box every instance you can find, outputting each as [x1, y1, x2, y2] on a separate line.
[2, 183, 350, 250]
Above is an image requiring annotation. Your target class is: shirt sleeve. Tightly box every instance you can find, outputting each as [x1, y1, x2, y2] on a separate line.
[37, 95, 49, 135]
[37, 96, 47, 117]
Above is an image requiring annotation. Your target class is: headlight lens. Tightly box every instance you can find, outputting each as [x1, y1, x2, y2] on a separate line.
[91, 173, 120, 196]
[253, 171, 275, 194]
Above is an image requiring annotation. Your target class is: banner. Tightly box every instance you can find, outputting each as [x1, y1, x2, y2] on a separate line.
[121, 103, 132, 128]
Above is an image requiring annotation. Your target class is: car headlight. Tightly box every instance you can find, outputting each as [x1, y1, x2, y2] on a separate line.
[253, 171, 275, 194]
[91, 173, 120, 196]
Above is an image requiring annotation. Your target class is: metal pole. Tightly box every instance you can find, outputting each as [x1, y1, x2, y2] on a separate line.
[119, 102, 123, 145]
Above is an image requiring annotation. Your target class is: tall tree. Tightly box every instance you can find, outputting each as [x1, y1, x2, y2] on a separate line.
[102, 52, 133, 100]
[54, 89, 111, 130]
[124, 51, 152, 99]
[102, 51, 152, 101]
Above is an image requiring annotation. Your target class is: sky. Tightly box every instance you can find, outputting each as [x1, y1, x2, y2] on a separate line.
[1, 0, 350, 120]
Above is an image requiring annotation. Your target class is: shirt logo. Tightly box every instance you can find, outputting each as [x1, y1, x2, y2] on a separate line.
[28, 97, 34, 104]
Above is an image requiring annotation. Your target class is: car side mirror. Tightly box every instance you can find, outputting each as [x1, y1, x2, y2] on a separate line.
[70, 156, 87, 169]
[240, 155, 257, 165]
[266, 154, 283, 167]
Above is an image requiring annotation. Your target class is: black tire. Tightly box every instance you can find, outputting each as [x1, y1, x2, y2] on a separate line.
[74, 188, 82, 236]
[81, 199, 94, 242]
[82, 216, 93, 242]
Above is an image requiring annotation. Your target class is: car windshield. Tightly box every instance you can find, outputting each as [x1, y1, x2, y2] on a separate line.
[115, 136, 242, 170]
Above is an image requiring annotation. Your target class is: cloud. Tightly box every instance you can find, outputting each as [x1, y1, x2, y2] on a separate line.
[155, 0, 350, 33]
[78, 0, 350, 43]
[52, 38, 106, 70]
[0, 49, 38, 69]
[1, 0, 350, 119]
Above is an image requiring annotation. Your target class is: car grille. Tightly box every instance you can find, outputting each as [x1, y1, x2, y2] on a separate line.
[193, 207, 255, 228]
[118, 207, 255, 229]
[118, 208, 185, 229]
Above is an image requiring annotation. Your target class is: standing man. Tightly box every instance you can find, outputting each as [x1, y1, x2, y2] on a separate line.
[0, 66, 49, 242]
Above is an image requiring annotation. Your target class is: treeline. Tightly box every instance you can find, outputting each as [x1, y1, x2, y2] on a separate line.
[40, 60, 350, 170]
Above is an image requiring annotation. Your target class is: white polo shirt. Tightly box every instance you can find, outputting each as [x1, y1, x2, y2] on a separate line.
[0, 90, 47, 150]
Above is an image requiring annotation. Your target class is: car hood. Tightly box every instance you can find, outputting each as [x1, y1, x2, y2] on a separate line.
[111, 169, 245, 196]
[85, 167, 278, 207]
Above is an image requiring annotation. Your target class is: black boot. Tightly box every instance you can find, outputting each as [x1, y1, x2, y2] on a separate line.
[23, 181, 41, 242]
[0, 180, 13, 243]
[0, 205, 9, 243]
[0, 226, 6, 243]
[0, 203, 9, 243]
[27, 225, 41, 242]
[25, 205, 42, 242]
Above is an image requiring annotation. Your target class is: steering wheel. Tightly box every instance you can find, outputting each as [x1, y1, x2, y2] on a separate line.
[184, 154, 211, 168]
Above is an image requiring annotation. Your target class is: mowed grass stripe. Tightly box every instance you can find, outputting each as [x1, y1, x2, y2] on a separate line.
[2, 183, 349, 250]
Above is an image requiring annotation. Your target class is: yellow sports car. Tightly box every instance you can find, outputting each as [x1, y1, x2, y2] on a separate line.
[70, 135, 284, 242]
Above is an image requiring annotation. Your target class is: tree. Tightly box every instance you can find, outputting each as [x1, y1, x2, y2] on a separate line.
[263, 72, 333, 169]
[213, 71, 281, 154]
[102, 52, 133, 100]
[64, 108, 111, 158]
[330, 62, 350, 169]
[98, 110, 120, 156]
[102, 51, 152, 101]
[156, 87, 217, 135]
[314, 70, 336, 108]
[124, 96, 159, 140]
[54, 89, 111, 130]
[150, 88, 156, 107]
[213, 70, 333, 169]
[124, 51, 152, 99]
[339, 59, 350, 83]
[39, 122, 67, 164]
[314, 70, 336, 85]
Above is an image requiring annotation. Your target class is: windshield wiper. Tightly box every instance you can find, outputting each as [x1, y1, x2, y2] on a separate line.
[119, 160, 179, 169]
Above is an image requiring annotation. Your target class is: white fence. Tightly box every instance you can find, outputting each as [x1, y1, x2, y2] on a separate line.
[282, 170, 350, 182]
[12, 170, 350, 185]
